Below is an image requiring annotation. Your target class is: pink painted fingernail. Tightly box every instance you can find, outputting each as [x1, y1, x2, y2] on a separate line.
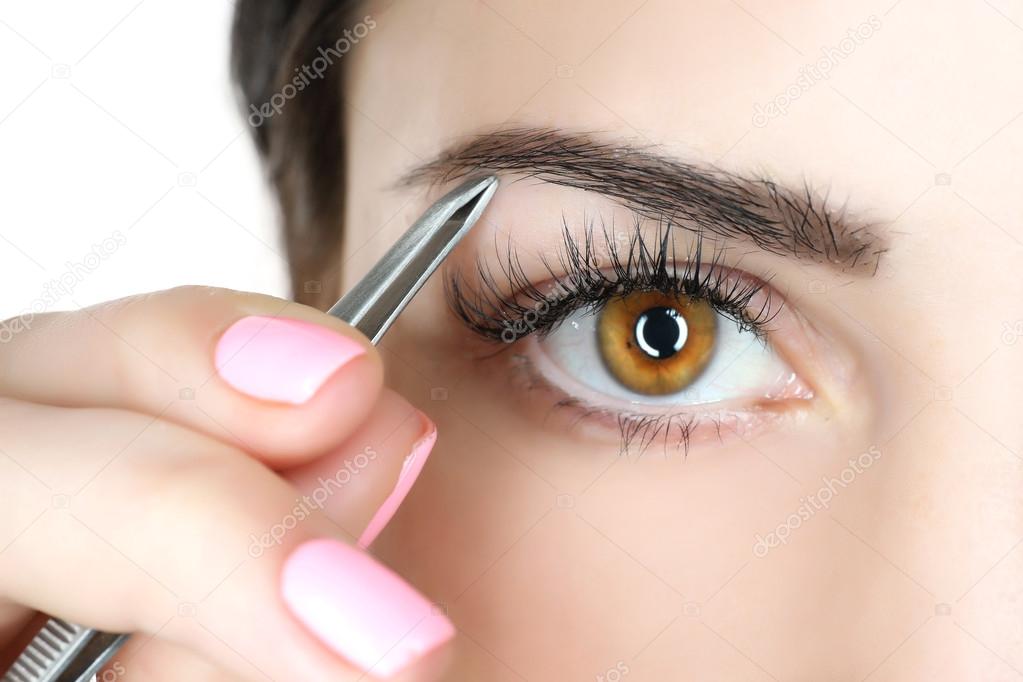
[214, 316, 366, 404]
[282, 539, 455, 677]
[358, 413, 437, 549]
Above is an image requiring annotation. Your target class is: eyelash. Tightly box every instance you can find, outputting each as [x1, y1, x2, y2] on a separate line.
[447, 217, 780, 345]
[509, 350, 705, 457]
[445, 218, 788, 456]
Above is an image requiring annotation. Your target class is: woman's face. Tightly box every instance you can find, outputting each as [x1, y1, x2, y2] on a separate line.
[339, 2, 1022, 679]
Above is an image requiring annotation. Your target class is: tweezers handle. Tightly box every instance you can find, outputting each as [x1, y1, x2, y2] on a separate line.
[3, 619, 127, 682]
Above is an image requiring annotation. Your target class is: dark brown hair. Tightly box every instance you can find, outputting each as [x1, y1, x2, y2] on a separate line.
[231, 0, 358, 308]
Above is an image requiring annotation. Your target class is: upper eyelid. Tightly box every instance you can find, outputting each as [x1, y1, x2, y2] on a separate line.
[446, 218, 782, 344]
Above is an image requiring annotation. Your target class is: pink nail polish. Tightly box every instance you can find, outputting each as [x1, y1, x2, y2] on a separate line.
[282, 539, 455, 677]
[358, 414, 437, 549]
[214, 316, 365, 404]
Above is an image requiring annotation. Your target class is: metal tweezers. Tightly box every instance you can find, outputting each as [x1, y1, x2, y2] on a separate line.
[2, 174, 498, 682]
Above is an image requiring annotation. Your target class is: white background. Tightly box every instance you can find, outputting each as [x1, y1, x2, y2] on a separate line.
[0, 1, 289, 322]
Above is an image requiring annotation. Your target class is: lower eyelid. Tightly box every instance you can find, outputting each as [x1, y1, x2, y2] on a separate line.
[505, 343, 815, 453]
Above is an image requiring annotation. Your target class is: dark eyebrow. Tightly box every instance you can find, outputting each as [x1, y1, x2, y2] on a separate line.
[402, 128, 886, 273]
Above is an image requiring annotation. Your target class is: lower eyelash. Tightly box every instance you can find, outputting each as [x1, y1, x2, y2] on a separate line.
[446, 216, 781, 346]
[512, 348, 798, 457]
[508, 351, 702, 457]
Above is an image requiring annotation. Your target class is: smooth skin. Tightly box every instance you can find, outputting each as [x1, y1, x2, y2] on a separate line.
[341, 1, 1023, 680]
[0, 286, 451, 680]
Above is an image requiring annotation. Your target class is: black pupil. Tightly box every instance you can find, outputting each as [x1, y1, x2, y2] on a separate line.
[634, 306, 683, 359]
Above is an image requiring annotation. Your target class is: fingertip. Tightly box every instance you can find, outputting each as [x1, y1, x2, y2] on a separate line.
[281, 539, 455, 678]
[214, 315, 370, 405]
[201, 313, 386, 465]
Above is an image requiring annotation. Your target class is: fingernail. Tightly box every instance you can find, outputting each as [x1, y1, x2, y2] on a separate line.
[282, 539, 455, 677]
[215, 316, 365, 404]
[358, 413, 437, 549]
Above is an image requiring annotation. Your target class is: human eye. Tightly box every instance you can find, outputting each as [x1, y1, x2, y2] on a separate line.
[447, 218, 820, 455]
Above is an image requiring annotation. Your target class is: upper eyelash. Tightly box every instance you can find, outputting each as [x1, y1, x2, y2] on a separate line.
[446, 215, 782, 345]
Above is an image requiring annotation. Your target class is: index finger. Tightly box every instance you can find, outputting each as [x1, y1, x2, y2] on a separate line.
[0, 285, 384, 467]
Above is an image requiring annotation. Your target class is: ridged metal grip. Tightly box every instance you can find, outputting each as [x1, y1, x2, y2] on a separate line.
[3, 618, 126, 682]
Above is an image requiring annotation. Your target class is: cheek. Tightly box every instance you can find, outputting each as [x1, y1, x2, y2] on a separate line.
[370, 409, 886, 678]
[575, 442, 805, 594]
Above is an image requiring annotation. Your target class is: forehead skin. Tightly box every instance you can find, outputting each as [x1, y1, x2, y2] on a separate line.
[343, 0, 1022, 210]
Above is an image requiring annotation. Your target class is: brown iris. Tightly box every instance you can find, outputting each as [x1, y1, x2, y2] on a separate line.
[597, 291, 717, 395]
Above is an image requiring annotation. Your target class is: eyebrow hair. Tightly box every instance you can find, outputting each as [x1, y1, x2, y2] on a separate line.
[402, 128, 886, 273]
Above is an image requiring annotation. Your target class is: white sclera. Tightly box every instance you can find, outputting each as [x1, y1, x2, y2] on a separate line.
[542, 306, 795, 407]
